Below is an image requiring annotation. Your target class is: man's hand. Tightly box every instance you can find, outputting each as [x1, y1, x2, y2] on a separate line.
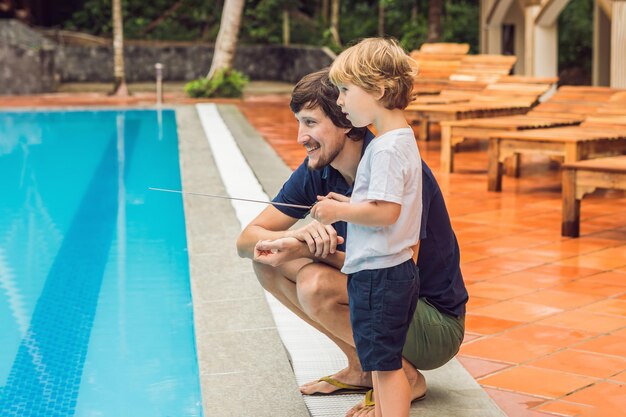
[287, 220, 344, 258]
[254, 237, 307, 267]
[311, 194, 349, 225]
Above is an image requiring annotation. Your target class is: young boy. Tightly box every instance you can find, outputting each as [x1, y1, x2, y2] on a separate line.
[310, 37, 421, 417]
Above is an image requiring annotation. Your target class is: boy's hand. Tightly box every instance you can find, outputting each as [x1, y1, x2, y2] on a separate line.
[320, 192, 350, 203]
[311, 197, 347, 225]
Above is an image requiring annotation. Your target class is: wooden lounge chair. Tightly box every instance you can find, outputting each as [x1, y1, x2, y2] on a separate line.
[561, 155, 626, 237]
[410, 43, 470, 95]
[487, 116, 626, 192]
[405, 83, 551, 141]
[439, 86, 620, 173]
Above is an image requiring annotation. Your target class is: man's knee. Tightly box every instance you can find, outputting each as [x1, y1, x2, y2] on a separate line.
[297, 264, 346, 317]
[252, 261, 280, 292]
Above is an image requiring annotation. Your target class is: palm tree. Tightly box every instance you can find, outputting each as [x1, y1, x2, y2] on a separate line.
[111, 0, 129, 96]
[330, 0, 341, 46]
[207, 0, 245, 79]
[427, 0, 443, 42]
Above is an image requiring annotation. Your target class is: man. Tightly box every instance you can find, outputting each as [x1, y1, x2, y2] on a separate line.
[236, 69, 468, 416]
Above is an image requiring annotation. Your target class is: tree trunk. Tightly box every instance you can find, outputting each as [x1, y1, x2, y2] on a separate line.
[330, 0, 341, 46]
[411, 0, 418, 25]
[283, 9, 290, 45]
[427, 0, 443, 42]
[207, 0, 245, 79]
[321, 0, 329, 25]
[378, 1, 385, 36]
[111, 0, 129, 96]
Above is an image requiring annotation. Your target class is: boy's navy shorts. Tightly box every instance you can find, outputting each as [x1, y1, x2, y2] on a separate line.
[347, 259, 419, 371]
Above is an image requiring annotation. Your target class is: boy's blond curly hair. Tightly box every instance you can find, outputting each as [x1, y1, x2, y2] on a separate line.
[329, 37, 417, 110]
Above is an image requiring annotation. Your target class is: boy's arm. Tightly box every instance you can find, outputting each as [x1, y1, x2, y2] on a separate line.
[311, 198, 401, 227]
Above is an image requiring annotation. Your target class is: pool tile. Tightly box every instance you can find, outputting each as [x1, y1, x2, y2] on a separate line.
[556, 254, 626, 270]
[526, 264, 603, 279]
[608, 371, 626, 384]
[460, 336, 559, 364]
[457, 355, 512, 379]
[516, 289, 603, 310]
[538, 310, 626, 333]
[527, 349, 626, 378]
[561, 381, 626, 414]
[478, 366, 597, 398]
[549, 279, 626, 298]
[579, 299, 626, 317]
[489, 270, 575, 289]
[466, 295, 500, 310]
[462, 332, 482, 344]
[472, 300, 562, 322]
[582, 270, 626, 287]
[465, 315, 522, 335]
[483, 388, 552, 417]
[554, 237, 623, 254]
[575, 334, 626, 357]
[536, 400, 595, 416]
[502, 324, 595, 347]
[466, 282, 536, 300]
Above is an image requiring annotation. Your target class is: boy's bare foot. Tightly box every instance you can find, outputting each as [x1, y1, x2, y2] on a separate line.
[300, 367, 372, 395]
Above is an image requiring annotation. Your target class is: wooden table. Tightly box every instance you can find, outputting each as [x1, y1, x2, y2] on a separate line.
[562, 155, 626, 237]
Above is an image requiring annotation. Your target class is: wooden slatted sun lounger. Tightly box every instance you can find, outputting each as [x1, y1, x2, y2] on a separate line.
[439, 87, 623, 173]
[487, 116, 626, 192]
[561, 155, 626, 237]
[406, 88, 547, 142]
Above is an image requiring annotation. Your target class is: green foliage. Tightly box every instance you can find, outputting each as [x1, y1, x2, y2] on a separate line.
[558, 0, 593, 82]
[63, 0, 220, 41]
[184, 68, 249, 98]
[60, 0, 479, 53]
[441, 0, 479, 53]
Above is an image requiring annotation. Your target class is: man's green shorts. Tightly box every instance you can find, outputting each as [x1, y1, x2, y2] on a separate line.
[402, 298, 465, 370]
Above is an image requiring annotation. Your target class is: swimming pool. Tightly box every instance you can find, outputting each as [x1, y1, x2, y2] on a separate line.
[0, 109, 203, 416]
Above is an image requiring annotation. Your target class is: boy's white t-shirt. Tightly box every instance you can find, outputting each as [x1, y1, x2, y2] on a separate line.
[342, 127, 422, 275]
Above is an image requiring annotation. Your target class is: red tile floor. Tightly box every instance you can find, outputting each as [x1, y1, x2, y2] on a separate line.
[238, 98, 626, 417]
[5, 92, 624, 417]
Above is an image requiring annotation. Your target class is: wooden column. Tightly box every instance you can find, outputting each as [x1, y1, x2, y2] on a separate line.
[611, 0, 626, 87]
[593, 0, 612, 86]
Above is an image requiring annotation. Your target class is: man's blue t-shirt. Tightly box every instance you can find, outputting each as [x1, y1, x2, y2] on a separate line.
[272, 131, 468, 317]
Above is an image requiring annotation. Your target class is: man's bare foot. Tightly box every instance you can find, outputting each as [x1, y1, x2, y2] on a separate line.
[345, 362, 426, 417]
[300, 367, 372, 395]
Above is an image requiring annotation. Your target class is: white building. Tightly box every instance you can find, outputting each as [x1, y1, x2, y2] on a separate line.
[479, 0, 626, 87]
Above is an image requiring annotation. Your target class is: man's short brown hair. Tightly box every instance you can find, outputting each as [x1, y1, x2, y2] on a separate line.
[290, 68, 367, 140]
[329, 37, 417, 110]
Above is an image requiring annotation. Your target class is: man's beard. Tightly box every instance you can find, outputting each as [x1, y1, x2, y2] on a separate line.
[307, 141, 344, 171]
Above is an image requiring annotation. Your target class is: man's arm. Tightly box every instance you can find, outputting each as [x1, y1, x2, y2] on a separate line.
[254, 237, 346, 270]
[236, 205, 299, 259]
[237, 205, 345, 261]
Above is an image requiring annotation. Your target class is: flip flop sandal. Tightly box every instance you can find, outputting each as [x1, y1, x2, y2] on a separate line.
[363, 389, 427, 407]
[307, 375, 371, 396]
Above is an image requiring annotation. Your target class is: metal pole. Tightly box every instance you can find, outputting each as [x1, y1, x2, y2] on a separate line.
[155, 62, 163, 106]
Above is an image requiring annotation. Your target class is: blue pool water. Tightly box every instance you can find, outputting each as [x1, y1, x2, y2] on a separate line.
[0, 110, 203, 416]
